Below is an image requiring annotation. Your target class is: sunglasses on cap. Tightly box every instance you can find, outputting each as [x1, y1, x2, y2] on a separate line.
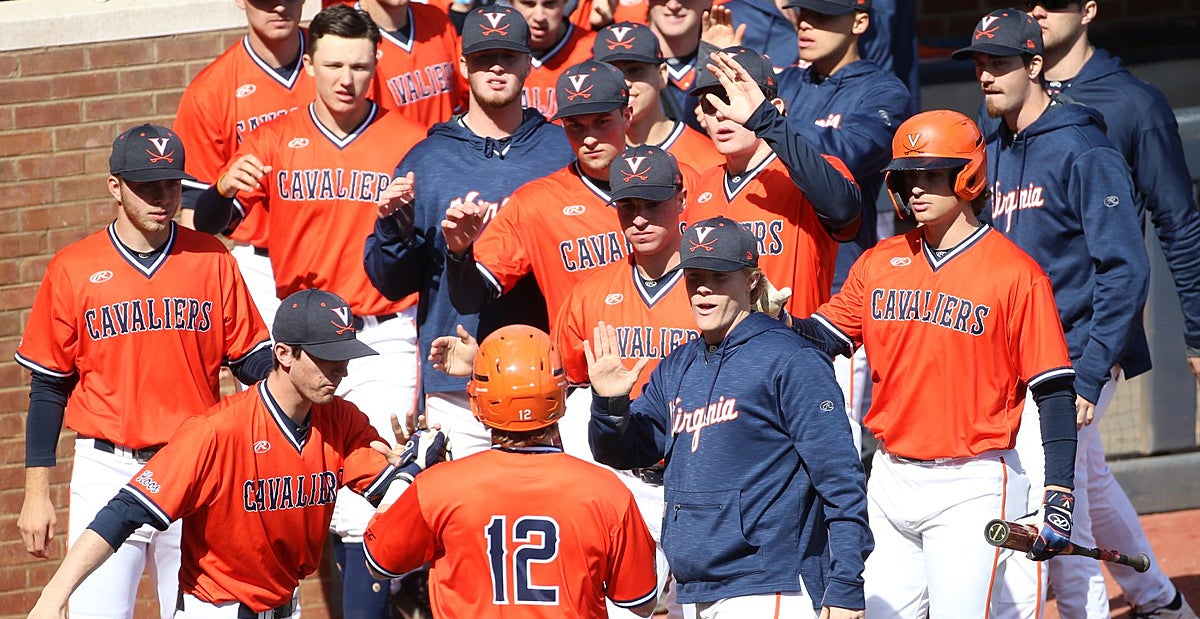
[696, 90, 730, 116]
[1021, 0, 1079, 10]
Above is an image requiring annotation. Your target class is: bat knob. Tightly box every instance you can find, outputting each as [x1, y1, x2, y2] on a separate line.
[1130, 553, 1151, 573]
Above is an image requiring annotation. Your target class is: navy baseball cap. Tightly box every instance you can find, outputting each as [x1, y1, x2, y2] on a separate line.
[592, 22, 662, 64]
[689, 46, 777, 96]
[952, 9, 1043, 60]
[274, 289, 378, 361]
[109, 124, 195, 183]
[461, 6, 531, 55]
[679, 216, 759, 272]
[552, 60, 629, 120]
[608, 146, 683, 203]
[785, 0, 872, 14]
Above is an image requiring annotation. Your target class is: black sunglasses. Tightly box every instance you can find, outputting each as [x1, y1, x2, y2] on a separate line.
[696, 90, 730, 116]
[1021, 0, 1078, 10]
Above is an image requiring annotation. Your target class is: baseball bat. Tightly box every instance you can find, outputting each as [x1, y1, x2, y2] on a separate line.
[983, 519, 1151, 572]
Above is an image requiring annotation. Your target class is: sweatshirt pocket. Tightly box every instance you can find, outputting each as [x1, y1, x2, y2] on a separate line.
[661, 489, 764, 583]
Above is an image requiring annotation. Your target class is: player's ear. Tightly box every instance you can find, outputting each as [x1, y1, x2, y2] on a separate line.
[772, 96, 786, 116]
[1081, 0, 1097, 26]
[274, 343, 297, 369]
[675, 187, 687, 214]
[107, 176, 122, 202]
[302, 53, 315, 77]
[459, 55, 468, 81]
[1027, 55, 1044, 81]
[852, 10, 869, 36]
[658, 63, 669, 89]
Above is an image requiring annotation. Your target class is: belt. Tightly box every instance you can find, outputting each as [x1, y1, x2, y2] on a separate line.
[87, 438, 163, 463]
[252, 246, 269, 257]
[177, 592, 296, 619]
[881, 448, 981, 467]
[352, 313, 398, 330]
[630, 466, 664, 486]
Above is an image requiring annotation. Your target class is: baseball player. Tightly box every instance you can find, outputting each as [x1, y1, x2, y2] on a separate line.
[646, 0, 711, 131]
[15, 124, 272, 619]
[442, 59, 699, 328]
[363, 5, 574, 460]
[587, 216, 871, 618]
[786, 109, 1079, 618]
[190, 6, 428, 618]
[173, 0, 313, 333]
[688, 47, 862, 317]
[355, 0, 469, 127]
[25, 289, 449, 619]
[363, 325, 660, 619]
[997, 4, 1200, 617]
[956, 10, 1154, 619]
[512, 0, 599, 117]
[592, 21, 724, 173]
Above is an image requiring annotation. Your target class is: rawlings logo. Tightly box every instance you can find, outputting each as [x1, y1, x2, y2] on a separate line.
[236, 84, 257, 98]
[819, 400, 836, 412]
[605, 26, 635, 50]
[1048, 513, 1072, 531]
[89, 270, 114, 284]
[330, 307, 354, 335]
[890, 257, 911, 267]
[135, 470, 161, 494]
[621, 156, 650, 182]
[697, 191, 713, 203]
[1103, 195, 1120, 208]
[481, 12, 509, 36]
[254, 441, 271, 454]
[562, 204, 586, 216]
[146, 137, 175, 163]
[287, 137, 310, 149]
[565, 74, 592, 100]
[605, 293, 623, 305]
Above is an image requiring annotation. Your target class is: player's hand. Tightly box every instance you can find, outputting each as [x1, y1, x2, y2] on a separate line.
[392, 429, 451, 483]
[26, 597, 67, 619]
[589, 0, 618, 29]
[441, 199, 487, 258]
[584, 321, 650, 398]
[700, 6, 746, 49]
[377, 171, 416, 229]
[820, 607, 864, 619]
[1187, 354, 1200, 385]
[702, 51, 766, 126]
[1075, 394, 1096, 429]
[428, 324, 478, 377]
[19, 472, 56, 559]
[753, 274, 792, 318]
[1028, 488, 1074, 561]
[217, 154, 271, 198]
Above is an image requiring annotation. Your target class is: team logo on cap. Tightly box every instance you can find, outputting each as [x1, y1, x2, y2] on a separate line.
[146, 137, 175, 163]
[330, 306, 354, 335]
[605, 26, 636, 50]
[565, 73, 593, 100]
[621, 156, 650, 182]
[690, 226, 717, 252]
[976, 15, 1000, 39]
[481, 12, 510, 36]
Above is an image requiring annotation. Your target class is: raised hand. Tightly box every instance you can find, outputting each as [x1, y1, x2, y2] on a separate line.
[441, 199, 487, 258]
[428, 324, 478, 377]
[377, 171, 416, 235]
[584, 321, 650, 398]
[700, 5, 746, 49]
[701, 51, 766, 126]
[217, 154, 271, 198]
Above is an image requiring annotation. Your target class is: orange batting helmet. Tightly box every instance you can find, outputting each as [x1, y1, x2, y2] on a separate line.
[468, 325, 568, 432]
[883, 110, 988, 218]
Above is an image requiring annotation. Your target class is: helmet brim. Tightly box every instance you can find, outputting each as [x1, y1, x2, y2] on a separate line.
[883, 156, 972, 172]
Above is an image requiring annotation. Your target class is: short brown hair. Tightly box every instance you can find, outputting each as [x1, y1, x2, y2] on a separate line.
[308, 4, 381, 54]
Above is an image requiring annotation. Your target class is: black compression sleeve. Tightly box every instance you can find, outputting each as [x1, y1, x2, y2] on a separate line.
[89, 490, 166, 550]
[229, 346, 273, 385]
[27, 372, 76, 467]
[788, 316, 852, 359]
[192, 186, 239, 235]
[1031, 376, 1078, 490]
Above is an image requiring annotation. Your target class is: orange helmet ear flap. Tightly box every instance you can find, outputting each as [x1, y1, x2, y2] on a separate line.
[468, 325, 568, 432]
[952, 139, 988, 201]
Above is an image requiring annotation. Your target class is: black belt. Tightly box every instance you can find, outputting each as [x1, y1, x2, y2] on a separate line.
[89, 438, 163, 462]
[252, 246, 269, 257]
[177, 592, 295, 619]
[630, 466, 664, 486]
[352, 313, 399, 330]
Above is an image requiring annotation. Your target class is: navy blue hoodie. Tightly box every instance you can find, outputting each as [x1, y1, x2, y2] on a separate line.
[363, 110, 573, 395]
[981, 101, 1150, 404]
[777, 60, 911, 291]
[981, 49, 1200, 349]
[590, 312, 871, 609]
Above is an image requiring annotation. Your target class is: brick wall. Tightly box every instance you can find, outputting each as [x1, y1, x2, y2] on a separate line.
[0, 29, 337, 619]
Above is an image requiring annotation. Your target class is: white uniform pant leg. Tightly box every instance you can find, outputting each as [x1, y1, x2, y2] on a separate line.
[996, 390, 1049, 619]
[423, 391, 492, 460]
[1046, 377, 1117, 619]
[695, 589, 816, 618]
[831, 349, 867, 456]
[68, 442, 182, 619]
[329, 309, 419, 542]
[605, 474, 673, 619]
[561, 387, 601, 465]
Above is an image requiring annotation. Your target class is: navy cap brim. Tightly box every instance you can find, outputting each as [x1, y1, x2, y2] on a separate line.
[597, 52, 660, 65]
[116, 168, 197, 182]
[883, 156, 972, 172]
[608, 184, 678, 204]
[463, 40, 531, 55]
[303, 338, 379, 362]
[551, 99, 626, 120]
[784, 0, 860, 14]
[951, 43, 1029, 60]
[680, 257, 752, 272]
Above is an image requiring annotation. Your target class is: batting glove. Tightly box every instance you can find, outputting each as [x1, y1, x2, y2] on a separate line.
[1028, 489, 1074, 561]
[395, 429, 450, 483]
[754, 276, 792, 318]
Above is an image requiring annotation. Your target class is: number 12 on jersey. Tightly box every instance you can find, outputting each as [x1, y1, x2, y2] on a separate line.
[485, 515, 561, 605]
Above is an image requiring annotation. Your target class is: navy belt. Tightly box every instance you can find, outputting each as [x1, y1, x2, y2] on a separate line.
[177, 592, 295, 619]
[630, 466, 664, 486]
[352, 313, 399, 330]
[88, 438, 163, 462]
[252, 246, 269, 257]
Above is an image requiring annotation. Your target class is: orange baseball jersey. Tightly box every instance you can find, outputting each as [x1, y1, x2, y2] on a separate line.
[173, 34, 315, 249]
[569, 0, 650, 30]
[522, 26, 598, 119]
[686, 153, 856, 316]
[812, 225, 1074, 460]
[655, 120, 723, 175]
[225, 103, 423, 316]
[368, 2, 468, 127]
[363, 447, 659, 618]
[123, 382, 394, 611]
[14, 224, 270, 449]
[554, 257, 699, 397]
[473, 161, 699, 321]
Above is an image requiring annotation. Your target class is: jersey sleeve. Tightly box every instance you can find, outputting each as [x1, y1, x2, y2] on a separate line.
[15, 258, 79, 377]
[362, 480, 438, 578]
[337, 402, 396, 503]
[810, 248, 869, 349]
[552, 288, 591, 386]
[174, 79, 232, 194]
[472, 190, 533, 295]
[603, 490, 659, 609]
[218, 251, 271, 363]
[1009, 273, 1075, 388]
[123, 416, 222, 528]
